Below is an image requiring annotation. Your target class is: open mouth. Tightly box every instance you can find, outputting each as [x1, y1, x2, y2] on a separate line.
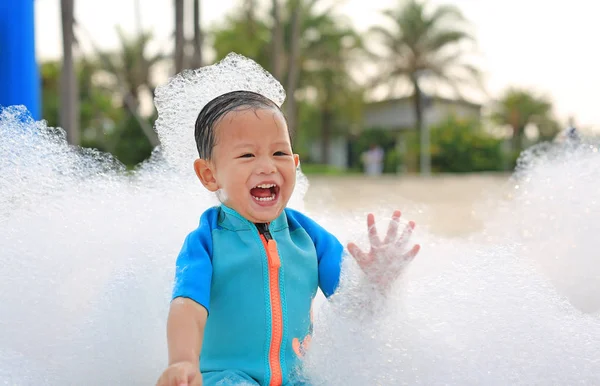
[250, 183, 280, 202]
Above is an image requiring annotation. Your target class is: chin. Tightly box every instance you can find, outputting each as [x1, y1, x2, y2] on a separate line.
[253, 211, 281, 223]
[248, 206, 284, 223]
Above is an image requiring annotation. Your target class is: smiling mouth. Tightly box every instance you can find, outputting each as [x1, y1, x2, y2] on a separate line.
[250, 183, 280, 202]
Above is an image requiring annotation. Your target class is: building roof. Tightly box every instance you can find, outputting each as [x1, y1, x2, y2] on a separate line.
[365, 95, 482, 110]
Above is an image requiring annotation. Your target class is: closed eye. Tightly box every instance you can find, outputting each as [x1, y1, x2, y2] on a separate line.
[238, 153, 254, 158]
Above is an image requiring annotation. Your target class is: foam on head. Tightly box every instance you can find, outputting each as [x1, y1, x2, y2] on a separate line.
[154, 53, 286, 168]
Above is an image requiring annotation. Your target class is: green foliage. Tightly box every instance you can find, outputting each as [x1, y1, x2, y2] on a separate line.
[211, 12, 271, 69]
[40, 59, 155, 168]
[299, 163, 354, 175]
[430, 116, 504, 172]
[490, 87, 558, 151]
[369, 0, 483, 100]
[294, 100, 319, 159]
[106, 114, 155, 167]
[41, 60, 125, 152]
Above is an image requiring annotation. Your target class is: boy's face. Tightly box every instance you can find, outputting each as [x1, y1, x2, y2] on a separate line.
[194, 108, 299, 223]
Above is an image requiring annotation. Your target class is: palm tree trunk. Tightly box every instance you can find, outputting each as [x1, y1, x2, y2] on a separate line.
[285, 0, 302, 141]
[60, 0, 79, 145]
[174, 0, 185, 73]
[192, 0, 203, 68]
[244, 0, 257, 35]
[511, 125, 525, 154]
[271, 0, 283, 80]
[412, 76, 430, 176]
[134, 0, 142, 36]
[320, 106, 333, 165]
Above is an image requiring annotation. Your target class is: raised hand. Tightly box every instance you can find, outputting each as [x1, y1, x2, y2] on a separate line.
[347, 210, 420, 293]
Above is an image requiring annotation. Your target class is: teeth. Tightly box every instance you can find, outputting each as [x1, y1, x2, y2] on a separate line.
[252, 194, 276, 202]
[251, 184, 277, 202]
[255, 183, 276, 189]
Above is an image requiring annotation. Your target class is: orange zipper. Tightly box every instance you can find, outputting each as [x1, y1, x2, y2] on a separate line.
[258, 224, 283, 386]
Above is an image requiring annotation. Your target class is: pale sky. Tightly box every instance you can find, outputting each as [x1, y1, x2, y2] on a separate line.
[34, 0, 600, 130]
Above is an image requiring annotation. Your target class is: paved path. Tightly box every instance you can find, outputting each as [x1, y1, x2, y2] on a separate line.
[303, 173, 513, 237]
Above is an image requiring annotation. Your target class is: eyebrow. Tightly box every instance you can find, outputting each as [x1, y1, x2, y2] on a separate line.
[232, 143, 255, 150]
[231, 141, 290, 149]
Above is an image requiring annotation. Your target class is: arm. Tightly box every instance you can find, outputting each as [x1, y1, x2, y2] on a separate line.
[167, 297, 208, 367]
[156, 298, 206, 386]
[157, 209, 218, 386]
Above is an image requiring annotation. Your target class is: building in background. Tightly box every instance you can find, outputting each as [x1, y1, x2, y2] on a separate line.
[363, 96, 482, 131]
[307, 96, 482, 170]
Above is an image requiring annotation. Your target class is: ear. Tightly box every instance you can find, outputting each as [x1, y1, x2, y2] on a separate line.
[194, 158, 219, 192]
[293, 154, 300, 168]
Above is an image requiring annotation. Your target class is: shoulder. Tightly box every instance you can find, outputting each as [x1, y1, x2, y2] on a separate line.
[191, 206, 221, 234]
[182, 206, 221, 256]
[284, 207, 322, 232]
[284, 208, 337, 242]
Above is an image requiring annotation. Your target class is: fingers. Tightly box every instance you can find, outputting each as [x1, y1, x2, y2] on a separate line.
[156, 363, 199, 386]
[176, 373, 188, 386]
[366, 213, 381, 247]
[383, 210, 402, 244]
[188, 369, 203, 386]
[347, 242, 370, 270]
[402, 244, 420, 262]
[156, 373, 187, 386]
[385, 244, 420, 281]
[395, 221, 415, 247]
[189, 374, 202, 386]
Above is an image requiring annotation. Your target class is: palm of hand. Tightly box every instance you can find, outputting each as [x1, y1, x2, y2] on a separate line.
[347, 210, 420, 292]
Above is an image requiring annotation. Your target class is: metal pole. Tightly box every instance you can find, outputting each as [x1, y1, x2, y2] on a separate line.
[419, 94, 431, 176]
[416, 70, 431, 176]
[0, 0, 40, 119]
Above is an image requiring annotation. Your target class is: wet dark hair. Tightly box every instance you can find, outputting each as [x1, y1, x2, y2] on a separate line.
[194, 90, 290, 160]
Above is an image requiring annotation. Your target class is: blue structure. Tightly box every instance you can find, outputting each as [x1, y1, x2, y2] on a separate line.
[0, 0, 40, 120]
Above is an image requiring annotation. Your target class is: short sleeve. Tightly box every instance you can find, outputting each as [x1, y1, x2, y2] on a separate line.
[285, 209, 344, 297]
[172, 207, 219, 313]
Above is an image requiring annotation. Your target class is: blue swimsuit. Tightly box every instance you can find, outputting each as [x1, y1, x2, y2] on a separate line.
[172, 205, 343, 385]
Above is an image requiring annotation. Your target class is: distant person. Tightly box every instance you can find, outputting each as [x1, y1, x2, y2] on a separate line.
[362, 144, 384, 176]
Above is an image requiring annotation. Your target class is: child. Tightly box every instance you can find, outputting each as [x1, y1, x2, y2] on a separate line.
[155, 90, 420, 386]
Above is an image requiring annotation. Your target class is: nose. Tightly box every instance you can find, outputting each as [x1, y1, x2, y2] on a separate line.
[255, 155, 277, 175]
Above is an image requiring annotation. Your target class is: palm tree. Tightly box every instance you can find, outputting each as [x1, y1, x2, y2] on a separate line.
[211, 8, 272, 70]
[90, 27, 163, 147]
[271, 0, 284, 80]
[284, 0, 303, 138]
[369, 0, 482, 175]
[191, 0, 204, 68]
[300, 14, 363, 164]
[491, 88, 555, 153]
[174, 0, 185, 73]
[60, 0, 79, 145]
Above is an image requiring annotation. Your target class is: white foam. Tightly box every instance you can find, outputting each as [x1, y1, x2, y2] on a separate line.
[2, 54, 600, 384]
